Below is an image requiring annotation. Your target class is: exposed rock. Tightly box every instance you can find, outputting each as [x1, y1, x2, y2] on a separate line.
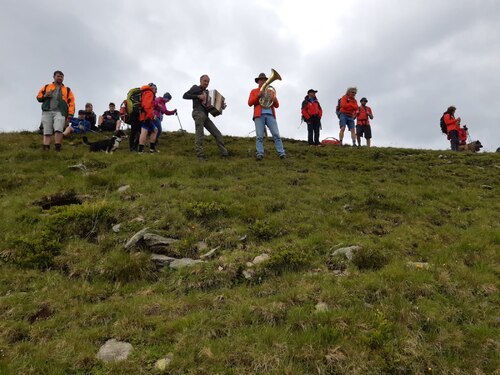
[406, 261, 430, 270]
[143, 233, 178, 251]
[131, 215, 145, 223]
[252, 253, 270, 265]
[238, 235, 248, 242]
[246, 262, 254, 268]
[315, 302, 329, 312]
[342, 204, 352, 212]
[154, 353, 174, 371]
[117, 185, 131, 193]
[170, 258, 205, 269]
[96, 339, 133, 363]
[243, 269, 254, 280]
[331, 246, 361, 261]
[481, 185, 493, 190]
[200, 246, 220, 260]
[68, 163, 87, 171]
[112, 223, 121, 233]
[151, 254, 176, 268]
[124, 228, 149, 250]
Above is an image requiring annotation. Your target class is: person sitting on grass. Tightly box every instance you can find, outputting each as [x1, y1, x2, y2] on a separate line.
[98, 102, 120, 132]
[63, 110, 91, 137]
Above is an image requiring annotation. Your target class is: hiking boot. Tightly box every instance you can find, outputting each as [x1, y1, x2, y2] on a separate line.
[55, 144, 62, 152]
[279, 154, 286, 159]
[150, 149, 159, 153]
[256, 155, 263, 161]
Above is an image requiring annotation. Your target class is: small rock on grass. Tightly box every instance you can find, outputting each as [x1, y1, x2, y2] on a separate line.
[200, 246, 220, 260]
[315, 302, 329, 312]
[406, 261, 430, 270]
[96, 339, 133, 363]
[169, 258, 205, 269]
[331, 246, 361, 261]
[112, 223, 121, 233]
[124, 228, 149, 250]
[117, 185, 130, 193]
[154, 353, 174, 371]
[252, 253, 270, 265]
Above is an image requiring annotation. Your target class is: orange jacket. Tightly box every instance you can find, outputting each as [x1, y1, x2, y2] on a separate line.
[36, 83, 75, 117]
[339, 94, 358, 117]
[248, 87, 279, 119]
[443, 113, 460, 133]
[356, 105, 373, 125]
[140, 85, 155, 121]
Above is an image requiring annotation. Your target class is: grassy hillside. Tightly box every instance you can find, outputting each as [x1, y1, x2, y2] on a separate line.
[0, 131, 498, 375]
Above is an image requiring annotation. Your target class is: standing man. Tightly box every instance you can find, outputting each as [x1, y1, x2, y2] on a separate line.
[301, 89, 323, 146]
[138, 83, 158, 153]
[338, 87, 358, 146]
[355, 97, 374, 147]
[248, 72, 286, 160]
[36, 70, 75, 151]
[183, 75, 229, 160]
[442, 106, 461, 151]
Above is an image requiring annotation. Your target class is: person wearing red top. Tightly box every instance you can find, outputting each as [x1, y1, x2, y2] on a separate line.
[442, 106, 461, 151]
[355, 97, 374, 147]
[301, 89, 323, 146]
[138, 83, 159, 153]
[248, 72, 286, 160]
[338, 87, 359, 146]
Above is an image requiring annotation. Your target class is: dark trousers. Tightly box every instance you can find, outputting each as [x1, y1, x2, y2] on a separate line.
[449, 130, 459, 151]
[307, 116, 321, 145]
[128, 113, 141, 151]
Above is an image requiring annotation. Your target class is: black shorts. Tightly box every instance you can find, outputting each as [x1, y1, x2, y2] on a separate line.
[356, 125, 372, 139]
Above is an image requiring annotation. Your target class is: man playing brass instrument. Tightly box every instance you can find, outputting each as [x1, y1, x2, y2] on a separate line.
[248, 72, 286, 161]
[183, 74, 229, 160]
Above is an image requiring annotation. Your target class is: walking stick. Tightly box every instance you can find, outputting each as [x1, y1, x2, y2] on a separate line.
[297, 118, 304, 130]
[175, 112, 186, 133]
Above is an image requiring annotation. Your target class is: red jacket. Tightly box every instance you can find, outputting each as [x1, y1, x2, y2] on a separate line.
[140, 85, 155, 121]
[248, 87, 279, 119]
[458, 127, 467, 145]
[356, 105, 373, 125]
[339, 94, 358, 117]
[443, 113, 460, 133]
[301, 97, 322, 120]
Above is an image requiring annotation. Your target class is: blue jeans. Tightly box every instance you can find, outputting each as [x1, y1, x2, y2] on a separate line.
[254, 114, 285, 157]
[153, 118, 162, 139]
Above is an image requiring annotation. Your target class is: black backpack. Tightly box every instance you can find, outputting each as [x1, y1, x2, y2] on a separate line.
[439, 115, 447, 134]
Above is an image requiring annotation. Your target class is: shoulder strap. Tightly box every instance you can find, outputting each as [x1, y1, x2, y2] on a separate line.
[41, 84, 49, 96]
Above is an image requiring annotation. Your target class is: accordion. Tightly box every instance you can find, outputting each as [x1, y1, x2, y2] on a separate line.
[203, 89, 225, 117]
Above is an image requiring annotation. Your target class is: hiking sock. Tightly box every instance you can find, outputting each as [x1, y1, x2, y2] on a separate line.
[138, 145, 145, 153]
[43, 145, 50, 151]
[55, 144, 62, 152]
[150, 142, 156, 152]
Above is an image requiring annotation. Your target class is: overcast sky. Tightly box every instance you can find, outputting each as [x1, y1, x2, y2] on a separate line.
[1, 0, 499, 151]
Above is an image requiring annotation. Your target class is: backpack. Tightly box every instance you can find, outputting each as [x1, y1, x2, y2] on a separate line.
[439, 115, 447, 134]
[126, 87, 142, 116]
[335, 98, 341, 118]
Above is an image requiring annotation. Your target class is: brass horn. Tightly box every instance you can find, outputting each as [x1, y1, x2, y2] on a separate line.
[259, 68, 282, 108]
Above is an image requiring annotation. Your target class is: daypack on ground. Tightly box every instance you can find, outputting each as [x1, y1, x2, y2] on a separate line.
[439, 115, 447, 134]
[126, 87, 142, 116]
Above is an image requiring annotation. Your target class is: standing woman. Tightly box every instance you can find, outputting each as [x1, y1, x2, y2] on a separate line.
[301, 89, 323, 146]
[338, 87, 359, 146]
[443, 106, 461, 151]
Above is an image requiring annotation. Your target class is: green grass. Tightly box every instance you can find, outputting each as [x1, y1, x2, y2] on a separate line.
[0, 131, 499, 374]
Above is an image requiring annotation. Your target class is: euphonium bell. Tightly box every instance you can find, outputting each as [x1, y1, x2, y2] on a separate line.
[259, 68, 282, 108]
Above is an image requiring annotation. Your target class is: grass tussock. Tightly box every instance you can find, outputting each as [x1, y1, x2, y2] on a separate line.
[0, 131, 498, 374]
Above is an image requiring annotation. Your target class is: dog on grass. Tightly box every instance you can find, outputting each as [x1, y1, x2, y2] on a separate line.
[459, 140, 483, 153]
[82, 130, 126, 153]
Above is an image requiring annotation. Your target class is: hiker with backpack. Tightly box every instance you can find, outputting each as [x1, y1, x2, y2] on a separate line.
[183, 74, 229, 160]
[36, 70, 75, 152]
[301, 89, 323, 146]
[153, 92, 177, 141]
[355, 97, 374, 147]
[338, 87, 359, 146]
[137, 83, 159, 153]
[441, 106, 461, 151]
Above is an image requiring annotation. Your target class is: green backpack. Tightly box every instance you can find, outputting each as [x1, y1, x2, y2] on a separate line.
[126, 87, 142, 116]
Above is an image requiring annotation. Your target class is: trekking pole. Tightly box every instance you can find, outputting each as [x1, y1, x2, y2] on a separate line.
[175, 112, 186, 132]
[297, 118, 303, 130]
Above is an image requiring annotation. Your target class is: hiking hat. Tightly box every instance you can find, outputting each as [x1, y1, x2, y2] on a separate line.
[163, 92, 172, 100]
[255, 73, 268, 83]
[360, 97, 368, 103]
[307, 89, 318, 94]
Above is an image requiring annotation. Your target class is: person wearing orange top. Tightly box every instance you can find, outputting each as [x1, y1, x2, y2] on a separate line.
[338, 87, 359, 146]
[248, 72, 286, 160]
[36, 70, 75, 151]
[355, 97, 374, 147]
[138, 83, 159, 153]
[301, 89, 323, 146]
[442, 106, 461, 151]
